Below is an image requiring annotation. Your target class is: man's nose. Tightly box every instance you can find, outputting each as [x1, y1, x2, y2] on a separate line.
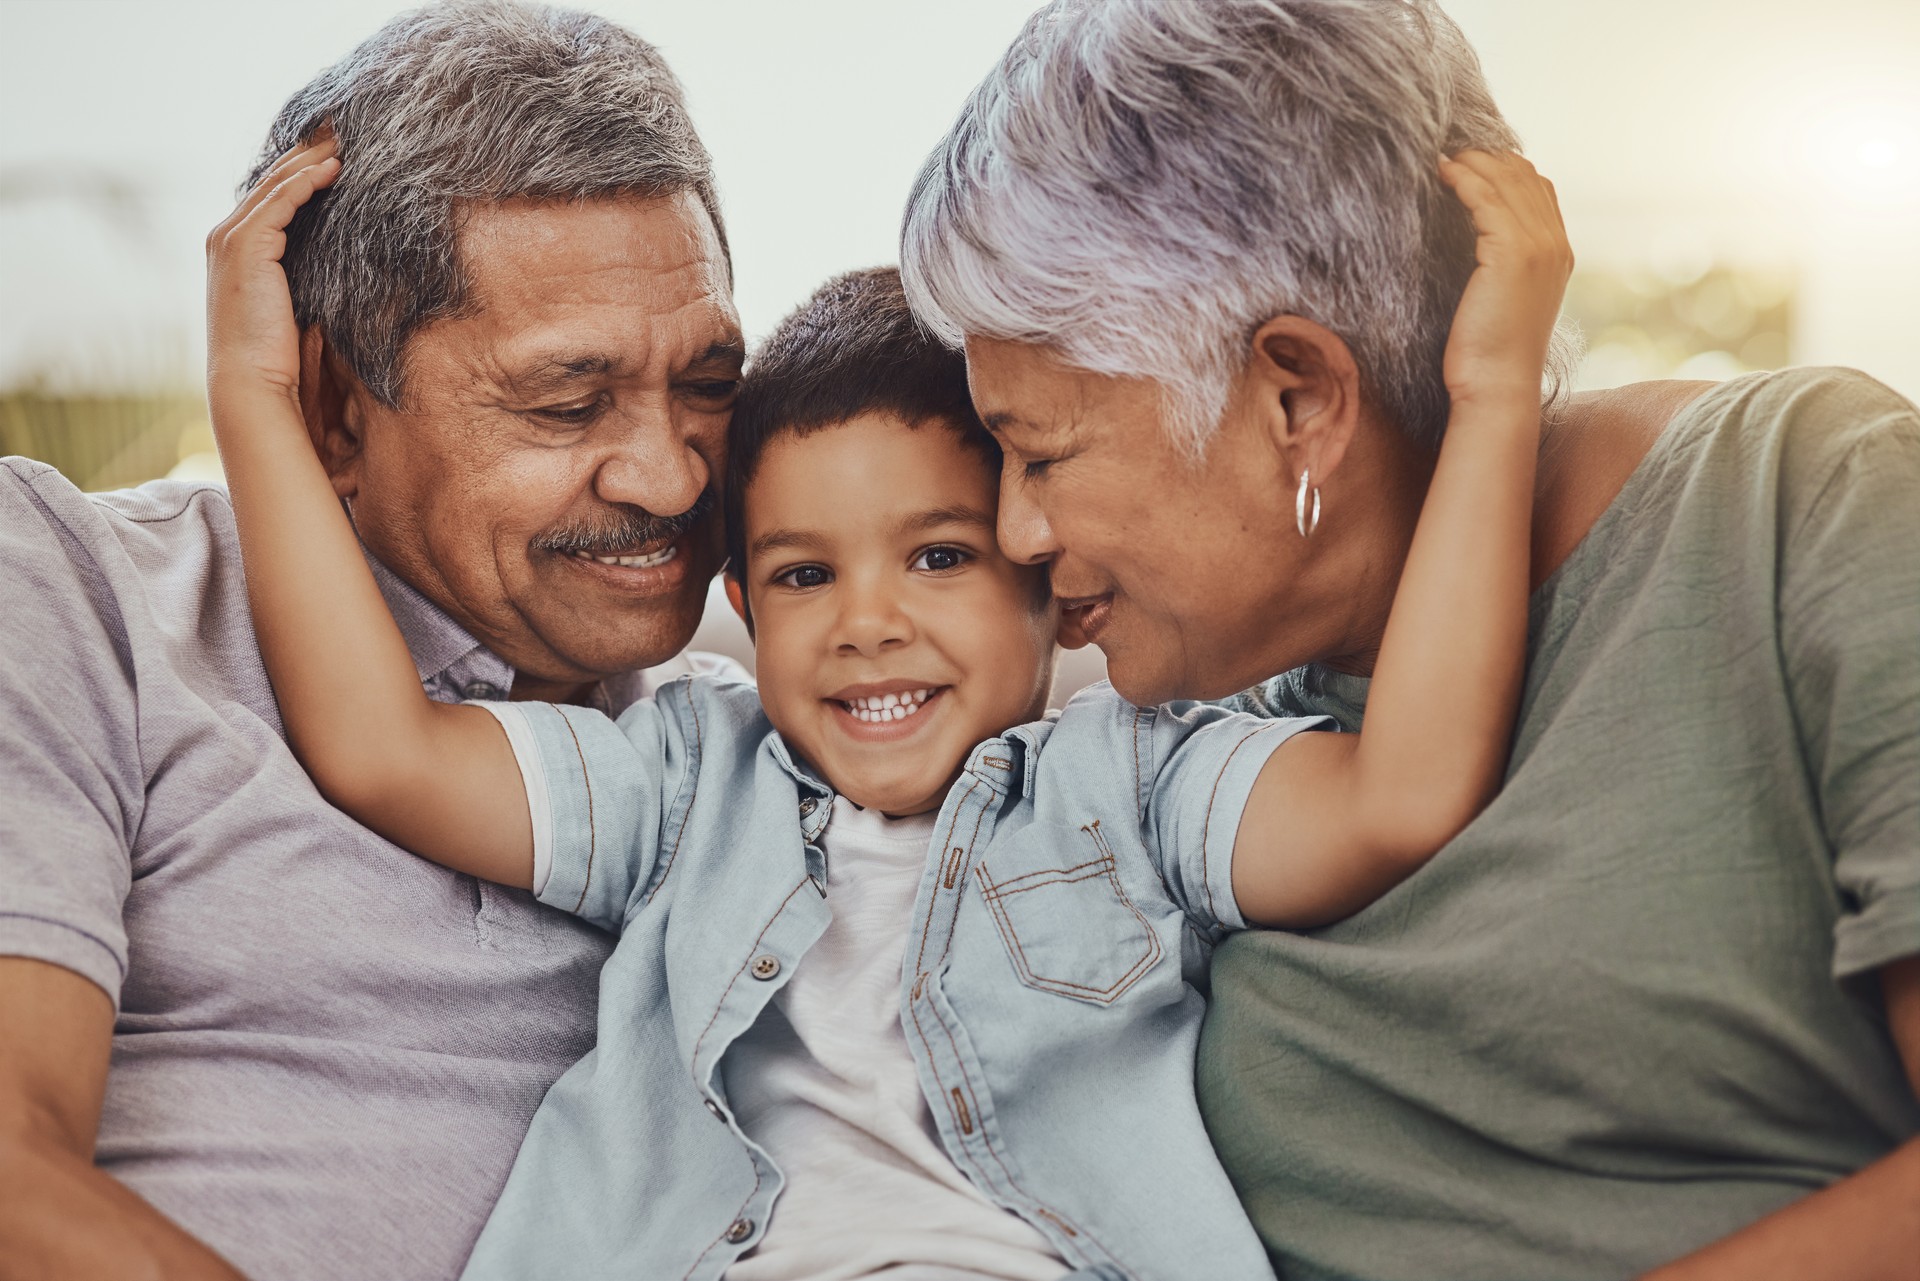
[832, 575, 915, 658]
[591, 394, 712, 516]
[996, 466, 1060, 566]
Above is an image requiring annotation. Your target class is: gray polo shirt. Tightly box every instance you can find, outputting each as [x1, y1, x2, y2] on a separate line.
[1199, 368, 1920, 1279]
[0, 458, 718, 1279]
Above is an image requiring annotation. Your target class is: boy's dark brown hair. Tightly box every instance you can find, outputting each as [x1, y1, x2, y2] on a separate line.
[723, 266, 1001, 589]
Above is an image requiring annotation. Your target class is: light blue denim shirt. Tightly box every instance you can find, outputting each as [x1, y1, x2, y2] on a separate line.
[466, 674, 1325, 1280]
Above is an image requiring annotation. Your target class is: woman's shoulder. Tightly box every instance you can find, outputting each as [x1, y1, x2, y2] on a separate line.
[1529, 379, 1714, 588]
[1533, 369, 1914, 586]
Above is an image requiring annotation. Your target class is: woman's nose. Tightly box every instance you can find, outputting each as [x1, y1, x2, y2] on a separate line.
[996, 467, 1060, 566]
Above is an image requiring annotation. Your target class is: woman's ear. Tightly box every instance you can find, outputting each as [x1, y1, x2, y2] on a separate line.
[300, 328, 365, 500]
[1244, 314, 1364, 485]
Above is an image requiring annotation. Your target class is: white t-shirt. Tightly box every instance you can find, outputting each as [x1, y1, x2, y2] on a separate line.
[723, 797, 1068, 1281]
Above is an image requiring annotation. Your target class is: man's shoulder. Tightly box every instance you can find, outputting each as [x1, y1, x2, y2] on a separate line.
[1, 462, 240, 615]
[2, 459, 237, 564]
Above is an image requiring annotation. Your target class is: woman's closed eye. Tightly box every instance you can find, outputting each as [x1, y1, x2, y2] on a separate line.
[912, 545, 973, 574]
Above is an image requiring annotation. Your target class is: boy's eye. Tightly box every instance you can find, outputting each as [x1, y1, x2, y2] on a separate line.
[774, 564, 832, 589]
[912, 545, 971, 573]
[1019, 457, 1055, 482]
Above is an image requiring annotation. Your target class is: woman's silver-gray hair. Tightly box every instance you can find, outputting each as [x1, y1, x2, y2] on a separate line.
[247, 0, 725, 407]
[901, 0, 1575, 451]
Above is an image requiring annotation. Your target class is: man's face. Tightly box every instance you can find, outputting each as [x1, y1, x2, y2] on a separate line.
[964, 337, 1304, 706]
[332, 191, 742, 696]
[731, 414, 1061, 816]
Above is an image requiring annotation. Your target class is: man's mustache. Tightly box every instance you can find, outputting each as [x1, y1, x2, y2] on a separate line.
[531, 493, 716, 557]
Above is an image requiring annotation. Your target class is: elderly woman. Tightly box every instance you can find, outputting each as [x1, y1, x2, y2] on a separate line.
[900, 2, 1919, 1279]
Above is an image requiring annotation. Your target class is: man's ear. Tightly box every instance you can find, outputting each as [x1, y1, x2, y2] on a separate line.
[1243, 314, 1364, 486]
[299, 327, 365, 500]
[723, 573, 755, 641]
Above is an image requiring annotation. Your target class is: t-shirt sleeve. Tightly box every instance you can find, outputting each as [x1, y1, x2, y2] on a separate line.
[0, 464, 141, 1006]
[1775, 373, 1920, 979]
[1143, 701, 1332, 935]
[470, 691, 692, 934]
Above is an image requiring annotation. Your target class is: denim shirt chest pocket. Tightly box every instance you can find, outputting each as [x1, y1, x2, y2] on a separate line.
[971, 817, 1163, 1005]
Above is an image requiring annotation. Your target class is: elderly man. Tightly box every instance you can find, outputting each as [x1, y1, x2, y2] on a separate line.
[0, 4, 740, 1277]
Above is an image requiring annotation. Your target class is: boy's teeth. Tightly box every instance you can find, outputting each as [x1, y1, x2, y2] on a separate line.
[841, 688, 936, 722]
[575, 545, 678, 569]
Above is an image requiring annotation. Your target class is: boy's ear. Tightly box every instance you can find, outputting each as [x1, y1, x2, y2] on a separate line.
[300, 327, 364, 501]
[723, 574, 753, 638]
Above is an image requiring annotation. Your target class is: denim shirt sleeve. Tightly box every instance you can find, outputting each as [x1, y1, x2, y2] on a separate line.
[476, 693, 690, 934]
[1143, 702, 1332, 935]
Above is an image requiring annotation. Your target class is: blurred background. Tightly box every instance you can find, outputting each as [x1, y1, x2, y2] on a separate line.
[3, 0, 1916, 687]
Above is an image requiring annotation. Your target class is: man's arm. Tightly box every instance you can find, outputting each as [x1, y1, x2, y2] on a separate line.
[0, 959, 244, 1281]
[1641, 956, 1920, 1281]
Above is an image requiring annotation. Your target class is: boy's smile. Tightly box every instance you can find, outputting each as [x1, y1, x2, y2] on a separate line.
[727, 412, 1070, 816]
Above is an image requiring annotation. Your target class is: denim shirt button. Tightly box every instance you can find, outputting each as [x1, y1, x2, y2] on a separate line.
[703, 1098, 725, 1121]
[750, 954, 781, 981]
[725, 1218, 754, 1244]
[799, 797, 817, 817]
[461, 681, 506, 702]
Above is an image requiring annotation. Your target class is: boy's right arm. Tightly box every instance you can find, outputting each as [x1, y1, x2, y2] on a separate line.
[206, 134, 533, 889]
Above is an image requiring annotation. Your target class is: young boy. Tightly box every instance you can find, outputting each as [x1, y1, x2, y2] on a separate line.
[207, 141, 1568, 1279]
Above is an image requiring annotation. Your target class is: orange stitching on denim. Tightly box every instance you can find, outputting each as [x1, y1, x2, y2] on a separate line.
[975, 863, 1162, 1002]
[645, 676, 703, 907]
[975, 855, 1111, 894]
[557, 711, 596, 914]
[903, 782, 1124, 1269]
[1132, 706, 1149, 824]
[686, 878, 811, 1090]
[942, 845, 966, 889]
[682, 1162, 764, 1281]
[914, 779, 980, 976]
[950, 1087, 974, 1134]
[1199, 728, 1264, 925]
[914, 975, 1122, 1268]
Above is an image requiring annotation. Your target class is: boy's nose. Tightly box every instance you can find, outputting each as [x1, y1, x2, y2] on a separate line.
[832, 581, 915, 657]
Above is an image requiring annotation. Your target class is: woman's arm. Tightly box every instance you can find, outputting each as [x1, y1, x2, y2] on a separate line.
[206, 133, 533, 888]
[1233, 152, 1571, 928]
[1639, 955, 1920, 1281]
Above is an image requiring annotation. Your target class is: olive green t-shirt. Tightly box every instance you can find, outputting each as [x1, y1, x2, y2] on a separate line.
[1200, 368, 1920, 1280]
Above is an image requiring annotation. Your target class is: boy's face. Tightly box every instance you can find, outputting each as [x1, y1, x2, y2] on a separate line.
[728, 413, 1063, 816]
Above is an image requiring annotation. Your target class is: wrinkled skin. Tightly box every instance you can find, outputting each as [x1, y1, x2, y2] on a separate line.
[304, 190, 744, 702]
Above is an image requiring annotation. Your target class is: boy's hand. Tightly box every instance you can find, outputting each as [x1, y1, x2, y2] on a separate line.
[1437, 150, 1573, 409]
[205, 133, 340, 407]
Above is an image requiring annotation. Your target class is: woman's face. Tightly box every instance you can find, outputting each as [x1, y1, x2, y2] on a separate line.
[965, 337, 1332, 705]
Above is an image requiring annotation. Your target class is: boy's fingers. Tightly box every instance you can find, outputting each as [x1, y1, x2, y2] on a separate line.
[234, 159, 341, 243]
[225, 135, 339, 229]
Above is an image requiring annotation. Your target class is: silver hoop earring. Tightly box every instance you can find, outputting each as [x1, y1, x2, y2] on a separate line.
[1295, 468, 1322, 539]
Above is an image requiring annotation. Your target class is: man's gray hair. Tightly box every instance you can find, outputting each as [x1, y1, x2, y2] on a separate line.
[901, 0, 1575, 451]
[248, 0, 726, 407]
